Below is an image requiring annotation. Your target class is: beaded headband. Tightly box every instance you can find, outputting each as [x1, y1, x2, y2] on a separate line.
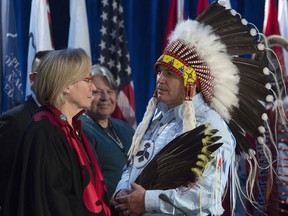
[155, 40, 211, 101]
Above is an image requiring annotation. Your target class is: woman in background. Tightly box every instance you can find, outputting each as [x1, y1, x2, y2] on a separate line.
[80, 65, 134, 204]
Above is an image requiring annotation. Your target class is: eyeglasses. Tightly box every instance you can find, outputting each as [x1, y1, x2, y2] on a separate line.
[82, 76, 93, 86]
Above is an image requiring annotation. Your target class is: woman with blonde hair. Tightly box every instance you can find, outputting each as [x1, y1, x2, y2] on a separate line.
[3, 48, 111, 216]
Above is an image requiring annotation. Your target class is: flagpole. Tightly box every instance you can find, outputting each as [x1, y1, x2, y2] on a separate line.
[177, 0, 184, 23]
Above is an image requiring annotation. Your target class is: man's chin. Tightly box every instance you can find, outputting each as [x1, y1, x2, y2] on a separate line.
[157, 95, 167, 102]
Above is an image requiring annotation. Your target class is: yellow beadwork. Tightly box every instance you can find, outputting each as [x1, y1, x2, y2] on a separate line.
[183, 67, 197, 87]
[158, 54, 197, 86]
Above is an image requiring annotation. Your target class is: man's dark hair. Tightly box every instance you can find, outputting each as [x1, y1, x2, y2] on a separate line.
[31, 50, 51, 72]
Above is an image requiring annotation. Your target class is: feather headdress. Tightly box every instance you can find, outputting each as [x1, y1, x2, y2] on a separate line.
[153, 0, 275, 158]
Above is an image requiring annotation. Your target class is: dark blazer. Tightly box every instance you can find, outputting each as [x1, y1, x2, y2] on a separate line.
[3, 106, 110, 216]
[0, 95, 39, 214]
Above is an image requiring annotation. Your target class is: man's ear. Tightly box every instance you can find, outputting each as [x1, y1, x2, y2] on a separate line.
[29, 72, 37, 85]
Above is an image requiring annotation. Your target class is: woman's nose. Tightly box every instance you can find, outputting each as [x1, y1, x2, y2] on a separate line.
[100, 91, 109, 100]
[91, 83, 96, 91]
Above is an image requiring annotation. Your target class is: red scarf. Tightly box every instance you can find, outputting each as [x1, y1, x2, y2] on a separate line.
[34, 106, 111, 215]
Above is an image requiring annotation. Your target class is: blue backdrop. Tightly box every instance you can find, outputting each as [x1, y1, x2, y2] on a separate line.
[8, 0, 265, 123]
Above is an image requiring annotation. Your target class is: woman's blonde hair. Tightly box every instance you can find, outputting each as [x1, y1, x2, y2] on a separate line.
[34, 48, 91, 107]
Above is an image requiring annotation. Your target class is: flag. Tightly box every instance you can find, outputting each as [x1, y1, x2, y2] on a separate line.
[163, 0, 185, 49]
[1, 0, 24, 112]
[163, 0, 177, 49]
[263, 0, 280, 35]
[68, 0, 91, 57]
[263, 0, 284, 70]
[26, 0, 53, 97]
[276, 1, 288, 214]
[98, 0, 136, 127]
[278, 0, 288, 77]
[262, 1, 284, 214]
[197, 0, 209, 16]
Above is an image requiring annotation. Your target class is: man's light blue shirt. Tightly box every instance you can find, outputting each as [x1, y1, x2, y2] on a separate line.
[116, 94, 236, 215]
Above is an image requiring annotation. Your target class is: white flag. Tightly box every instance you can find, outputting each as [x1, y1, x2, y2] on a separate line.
[26, 0, 53, 97]
[68, 0, 91, 57]
[278, 0, 288, 77]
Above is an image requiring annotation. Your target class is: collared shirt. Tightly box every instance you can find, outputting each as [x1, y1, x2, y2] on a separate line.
[116, 94, 236, 215]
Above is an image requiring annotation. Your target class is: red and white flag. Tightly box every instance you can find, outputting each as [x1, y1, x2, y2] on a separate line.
[263, 0, 285, 71]
[26, 0, 53, 97]
[263, 1, 286, 215]
[278, 0, 288, 77]
[197, 0, 209, 16]
[68, 0, 91, 57]
[163, 0, 177, 49]
[264, 0, 281, 36]
[163, 0, 185, 49]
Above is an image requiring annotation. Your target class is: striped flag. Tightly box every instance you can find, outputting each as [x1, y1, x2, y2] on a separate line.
[1, 0, 24, 112]
[98, 0, 136, 127]
[68, 0, 91, 57]
[263, 1, 285, 215]
[276, 1, 288, 214]
[26, 0, 53, 97]
[263, 0, 284, 71]
[163, 0, 177, 49]
[263, 0, 281, 35]
[163, 0, 184, 48]
[196, 0, 209, 16]
[278, 0, 288, 77]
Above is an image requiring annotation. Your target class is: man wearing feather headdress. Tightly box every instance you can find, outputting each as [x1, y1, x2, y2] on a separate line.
[112, 1, 278, 215]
